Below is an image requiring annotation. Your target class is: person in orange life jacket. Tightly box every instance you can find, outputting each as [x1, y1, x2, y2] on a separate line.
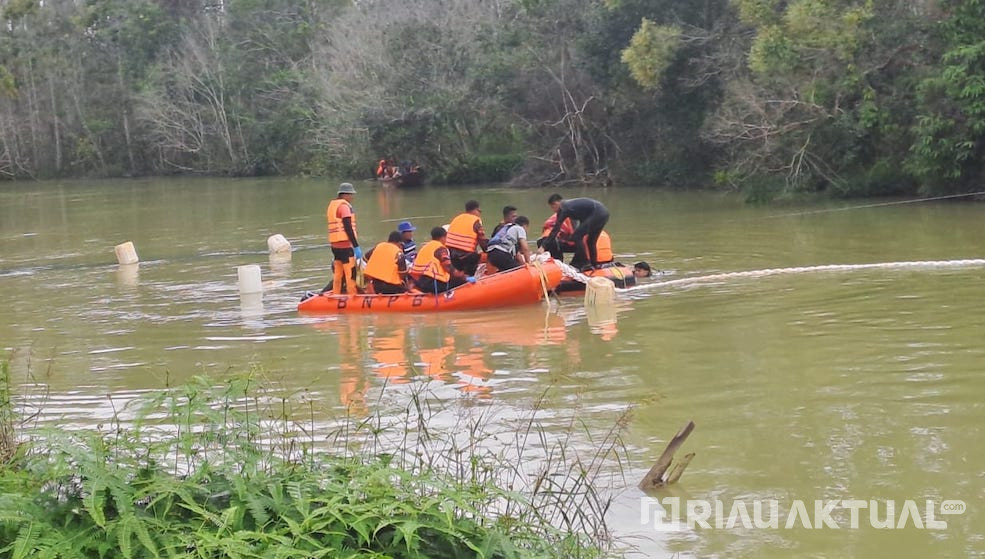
[536, 193, 576, 261]
[594, 230, 614, 265]
[397, 220, 417, 266]
[410, 226, 477, 293]
[543, 195, 610, 270]
[445, 200, 489, 276]
[363, 231, 410, 294]
[325, 182, 362, 295]
[490, 205, 518, 237]
[486, 215, 531, 271]
[376, 159, 388, 177]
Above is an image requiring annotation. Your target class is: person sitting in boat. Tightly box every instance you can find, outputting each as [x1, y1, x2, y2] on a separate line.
[446, 200, 488, 276]
[411, 226, 477, 293]
[542, 194, 610, 271]
[486, 215, 531, 272]
[397, 220, 417, 266]
[633, 261, 652, 278]
[537, 194, 576, 261]
[376, 159, 388, 178]
[592, 230, 614, 267]
[363, 231, 410, 294]
[491, 205, 518, 237]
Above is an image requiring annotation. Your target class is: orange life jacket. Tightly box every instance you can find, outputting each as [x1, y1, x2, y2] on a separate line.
[327, 198, 357, 246]
[364, 241, 403, 285]
[542, 214, 574, 239]
[410, 240, 449, 282]
[376, 160, 387, 177]
[596, 230, 613, 263]
[446, 213, 481, 252]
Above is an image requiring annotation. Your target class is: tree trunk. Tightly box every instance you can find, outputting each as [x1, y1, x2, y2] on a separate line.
[47, 73, 62, 174]
[117, 54, 136, 175]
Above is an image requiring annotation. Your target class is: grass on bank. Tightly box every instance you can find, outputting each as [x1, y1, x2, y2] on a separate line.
[0, 370, 625, 558]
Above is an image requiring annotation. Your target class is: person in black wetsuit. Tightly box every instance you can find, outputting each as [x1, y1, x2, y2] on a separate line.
[543, 196, 610, 270]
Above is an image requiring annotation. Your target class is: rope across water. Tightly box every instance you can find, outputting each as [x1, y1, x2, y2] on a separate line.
[621, 258, 985, 293]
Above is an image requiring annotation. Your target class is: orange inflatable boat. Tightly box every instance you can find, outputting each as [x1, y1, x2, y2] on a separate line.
[556, 262, 636, 293]
[298, 259, 563, 314]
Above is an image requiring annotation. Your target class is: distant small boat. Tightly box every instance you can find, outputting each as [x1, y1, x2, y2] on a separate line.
[380, 169, 425, 188]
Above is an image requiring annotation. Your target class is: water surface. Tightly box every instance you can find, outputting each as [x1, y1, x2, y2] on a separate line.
[2, 178, 983, 557]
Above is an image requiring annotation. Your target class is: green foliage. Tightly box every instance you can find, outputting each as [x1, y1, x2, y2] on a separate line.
[620, 19, 682, 91]
[0, 361, 14, 464]
[906, 0, 985, 194]
[0, 375, 611, 559]
[434, 154, 527, 184]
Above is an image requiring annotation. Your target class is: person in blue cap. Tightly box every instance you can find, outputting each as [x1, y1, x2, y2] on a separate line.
[397, 220, 417, 266]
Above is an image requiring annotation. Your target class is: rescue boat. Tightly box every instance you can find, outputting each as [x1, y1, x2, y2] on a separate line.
[556, 262, 636, 294]
[298, 259, 562, 314]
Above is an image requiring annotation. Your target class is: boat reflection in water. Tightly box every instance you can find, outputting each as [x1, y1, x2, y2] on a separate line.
[313, 306, 571, 409]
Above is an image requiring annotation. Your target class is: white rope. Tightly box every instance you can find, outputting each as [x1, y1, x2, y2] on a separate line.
[622, 258, 985, 293]
[552, 259, 592, 284]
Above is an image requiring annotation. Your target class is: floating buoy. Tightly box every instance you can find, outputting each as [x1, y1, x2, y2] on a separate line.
[114, 241, 139, 265]
[267, 234, 292, 255]
[584, 276, 615, 307]
[237, 264, 263, 294]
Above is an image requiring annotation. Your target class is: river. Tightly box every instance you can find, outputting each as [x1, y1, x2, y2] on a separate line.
[1, 177, 983, 558]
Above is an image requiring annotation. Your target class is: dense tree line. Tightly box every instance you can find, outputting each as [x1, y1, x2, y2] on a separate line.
[1, 0, 983, 197]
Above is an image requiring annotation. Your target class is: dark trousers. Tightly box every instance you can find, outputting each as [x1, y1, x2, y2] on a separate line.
[572, 208, 610, 267]
[448, 249, 480, 275]
[487, 248, 522, 271]
[537, 237, 576, 262]
[371, 278, 407, 294]
[415, 275, 466, 294]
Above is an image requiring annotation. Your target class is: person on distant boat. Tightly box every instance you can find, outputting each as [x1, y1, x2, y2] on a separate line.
[491, 205, 518, 237]
[543, 194, 610, 270]
[376, 159, 388, 178]
[363, 231, 410, 294]
[397, 220, 417, 265]
[486, 215, 531, 271]
[326, 182, 362, 294]
[446, 200, 489, 275]
[633, 261, 652, 278]
[411, 226, 477, 293]
[537, 194, 576, 262]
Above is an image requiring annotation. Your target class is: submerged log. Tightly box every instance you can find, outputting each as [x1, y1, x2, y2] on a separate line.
[638, 420, 695, 490]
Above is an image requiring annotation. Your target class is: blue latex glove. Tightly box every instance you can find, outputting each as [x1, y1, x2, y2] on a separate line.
[465, 276, 477, 284]
[353, 246, 363, 260]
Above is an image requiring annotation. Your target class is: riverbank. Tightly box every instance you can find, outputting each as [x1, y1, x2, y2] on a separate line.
[0, 369, 617, 558]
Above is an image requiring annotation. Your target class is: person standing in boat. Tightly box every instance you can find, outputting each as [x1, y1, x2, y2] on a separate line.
[491, 205, 518, 237]
[411, 226, 477, 293]
[397, 220, 417, 266]
[486, 215, 531, 272]
[537, 194, 576, 262]
[326, 182, 362, 294]
[363, 231, 410, 294]
[543, 194, 610, 270]
[446, 200, 489, 275]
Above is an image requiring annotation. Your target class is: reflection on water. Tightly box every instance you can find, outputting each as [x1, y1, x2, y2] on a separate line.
[2, 179, 985, 558]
